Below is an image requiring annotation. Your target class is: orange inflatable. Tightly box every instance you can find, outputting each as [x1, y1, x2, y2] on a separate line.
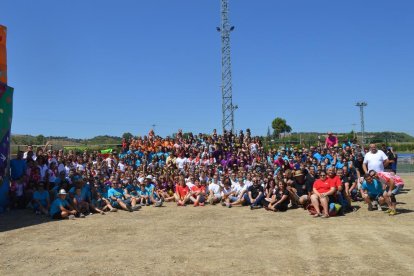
[0, 25, 7, 84]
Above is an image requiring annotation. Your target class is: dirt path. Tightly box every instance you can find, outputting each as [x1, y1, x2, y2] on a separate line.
[1, 176, 414, 275]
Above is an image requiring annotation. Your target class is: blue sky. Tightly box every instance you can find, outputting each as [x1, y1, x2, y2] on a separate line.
[3, 0, 414, 138]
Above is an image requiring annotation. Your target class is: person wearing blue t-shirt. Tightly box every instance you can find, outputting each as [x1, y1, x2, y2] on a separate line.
[107, 181, 140, 212]
[144, 176, 163, 207]
[361, 174, 384, 211]
[32, 182, 50, 215]
[10, 151, 27, 180]
[50, 189, 77, 219]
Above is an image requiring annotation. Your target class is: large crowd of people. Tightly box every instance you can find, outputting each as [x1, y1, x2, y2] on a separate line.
[7, 128, 405, 219]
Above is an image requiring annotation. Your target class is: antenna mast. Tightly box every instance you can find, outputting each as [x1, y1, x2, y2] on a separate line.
[217, 0, 237, 133]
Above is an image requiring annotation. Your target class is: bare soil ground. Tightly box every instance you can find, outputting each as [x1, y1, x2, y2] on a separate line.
[1, 176, 414, 275]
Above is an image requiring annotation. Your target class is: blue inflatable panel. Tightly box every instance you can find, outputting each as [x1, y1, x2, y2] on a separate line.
[0, 177, 9, 213]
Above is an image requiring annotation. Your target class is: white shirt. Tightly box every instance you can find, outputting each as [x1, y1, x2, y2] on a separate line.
[363, 150, 388, 172]
[118, 163, 126, 172]
[244, 179, 253, 188]
[176, 157, 187, 169]
[186, 181, 195, 189]
[208, 183, 221, 197]
[232, 183, 247, 196]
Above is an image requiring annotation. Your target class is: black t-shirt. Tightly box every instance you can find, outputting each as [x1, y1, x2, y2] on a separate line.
[353, 159, 364, 175]
[248, 185, 264, 198]
[385, 152, 395, 170]
[275, 188, 290, 206]
[292, 175, 314, 197]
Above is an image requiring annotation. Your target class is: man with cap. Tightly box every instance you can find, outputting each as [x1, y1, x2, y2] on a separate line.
[288, 170, 313, 208]
[50, 189, 77, 219]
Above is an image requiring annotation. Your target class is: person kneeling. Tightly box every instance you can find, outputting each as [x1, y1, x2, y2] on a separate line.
[50, 189, 77, 220]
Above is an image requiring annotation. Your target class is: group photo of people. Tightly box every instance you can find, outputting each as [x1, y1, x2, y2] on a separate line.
[8, 128, 405, 220]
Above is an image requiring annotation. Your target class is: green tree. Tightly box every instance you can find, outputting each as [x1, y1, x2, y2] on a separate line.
[36, 135, 45, 145]
[271, 117, 292, 138]
[122, 132, 134, 141]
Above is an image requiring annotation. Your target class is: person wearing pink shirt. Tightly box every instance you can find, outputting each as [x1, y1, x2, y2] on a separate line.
[325, 132, 338, 148]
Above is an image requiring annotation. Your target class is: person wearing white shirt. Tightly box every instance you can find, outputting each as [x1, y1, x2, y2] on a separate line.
[363, 144, 389, 174]
[176, 155, 187, 170]
[208, 178, 222, 205]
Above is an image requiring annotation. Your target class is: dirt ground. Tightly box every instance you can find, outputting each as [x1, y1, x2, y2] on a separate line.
[1, 176, 414, 276]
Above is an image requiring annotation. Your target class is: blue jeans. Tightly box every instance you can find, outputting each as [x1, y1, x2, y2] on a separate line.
[243, 193, 264, 206]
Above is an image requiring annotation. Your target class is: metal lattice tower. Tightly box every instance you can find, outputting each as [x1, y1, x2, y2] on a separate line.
[217, 0, 237, 133]
[356, 102, 368, 144]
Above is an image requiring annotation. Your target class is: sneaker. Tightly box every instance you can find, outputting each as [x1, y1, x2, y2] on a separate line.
[155, 200, 163, 207]
[377, 204, 383, 211]
[221, 202, 226, 207]
[199, 202, 205, 206]
[368, 202, 373, 211]
[80, 213, 86, 218]
[132, 205, 141, 211]
[193, 201, 199, 207]
[385, 209, 392, 213]
[110, 208, 118, 212]
[127, 205, 133, 212]
[389, 209, 397, 216]
[226, 203, 232, 208]
[372, 201, 378, 209]
[68, 215, 75, 220]
[209, 197, 214, 205]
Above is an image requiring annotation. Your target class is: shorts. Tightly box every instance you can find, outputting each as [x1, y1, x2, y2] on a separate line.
[213, 194, 222, 200]
[392, 185, 404, 195]
[368, 194, 382, 201]
[243, 194, 251, 205]
[111, 198, 131, 208]
[33, 202, 47, 211]
[275, 204, 288, 212]
[229, 196, 238, 202]
[52, 212, 63, 219]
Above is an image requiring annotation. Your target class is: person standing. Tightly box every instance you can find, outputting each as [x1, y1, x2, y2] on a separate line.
[362, 144, 389, 174]
[325, 132, 338, 148]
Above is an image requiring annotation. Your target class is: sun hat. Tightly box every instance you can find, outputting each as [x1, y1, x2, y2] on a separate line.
[294, 170, 304, 177]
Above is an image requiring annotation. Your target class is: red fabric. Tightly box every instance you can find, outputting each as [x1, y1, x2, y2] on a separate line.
[313, 179, 335, 193]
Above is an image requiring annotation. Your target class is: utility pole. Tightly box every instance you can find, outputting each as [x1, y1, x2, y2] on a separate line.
[217, 0, 237, 134]
[351, 123, 357, 139]
[356, 102, 368, 145]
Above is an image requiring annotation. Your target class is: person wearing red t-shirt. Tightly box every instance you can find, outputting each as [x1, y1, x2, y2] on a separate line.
[174, 177, 191, 206]
[310, 171, 336, 218]
[326, 167, 342, 192]
[190, 179, 206, 207]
